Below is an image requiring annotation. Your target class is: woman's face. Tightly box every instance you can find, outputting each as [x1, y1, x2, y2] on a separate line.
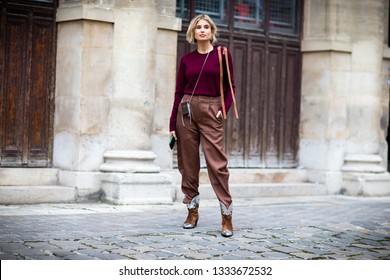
[194, 19, 212, 43]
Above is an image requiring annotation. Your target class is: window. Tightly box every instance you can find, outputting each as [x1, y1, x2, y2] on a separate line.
[234, 0, 297, 34]
[177, 0, 298, 35]
[176, 0, 189, 19]
[176, 0, 228, 24]
[269, 0, 297, 34]
[234, 0, 264, 30]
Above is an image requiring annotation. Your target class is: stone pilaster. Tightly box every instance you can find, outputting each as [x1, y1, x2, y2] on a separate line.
[107, 0, 157, 151]
[55, 1, 114, 198]
[98, 0, 177, 204]
[300, 0, 390, 195]
[152, 1, 181, 170]
[55, 0, 179, 203]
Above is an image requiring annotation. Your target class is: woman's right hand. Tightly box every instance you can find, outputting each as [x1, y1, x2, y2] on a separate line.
[170, 131, 177, 140]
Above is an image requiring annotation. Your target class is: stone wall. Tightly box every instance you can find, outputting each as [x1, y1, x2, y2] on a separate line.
[152, 0, 181, 170]
[300, 0, 390, 194]
[55, 0, 180, 201]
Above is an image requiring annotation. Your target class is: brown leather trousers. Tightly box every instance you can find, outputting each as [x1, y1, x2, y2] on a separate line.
[176, 94, 232, 209]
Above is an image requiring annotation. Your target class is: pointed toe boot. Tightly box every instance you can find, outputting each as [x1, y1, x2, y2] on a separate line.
[220, 201, 233, 237]
[183, 195, 200, 229]
[221, 213, 233, 237]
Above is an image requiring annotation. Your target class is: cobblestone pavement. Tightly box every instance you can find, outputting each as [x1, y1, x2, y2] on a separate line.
[0, 195, 390, 260]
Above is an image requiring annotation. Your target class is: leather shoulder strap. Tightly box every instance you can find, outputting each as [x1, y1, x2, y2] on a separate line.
[223, 47, 239, 119]
[217, 46, 227, 119]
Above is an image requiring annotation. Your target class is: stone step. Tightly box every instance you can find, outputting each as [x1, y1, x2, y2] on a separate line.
[342, 172, 390, 196]
[342, 154, 387, 173]
[175, 182, 327, 201]
[0, 168, 59, 186]
[0, 185, 76, 205]
[100, 150, 161, 173]
[174, 168, 323, 201]
[198, 168, 309, 184]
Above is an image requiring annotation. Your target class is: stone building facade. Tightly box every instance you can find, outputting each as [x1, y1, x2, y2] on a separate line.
[0, 0, 389, 204]
[300, 0, 390, 195]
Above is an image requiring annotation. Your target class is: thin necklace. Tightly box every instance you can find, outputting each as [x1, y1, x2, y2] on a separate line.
[198, 45, 213, 54]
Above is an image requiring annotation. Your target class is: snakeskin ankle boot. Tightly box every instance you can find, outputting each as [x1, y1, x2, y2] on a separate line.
[183, 195, 200, 229]
[220, 201, 233, 237]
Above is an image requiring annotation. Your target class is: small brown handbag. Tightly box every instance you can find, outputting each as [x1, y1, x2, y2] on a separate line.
[217, 46, 239, 120]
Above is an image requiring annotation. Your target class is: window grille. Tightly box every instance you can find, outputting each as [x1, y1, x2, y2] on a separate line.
[269, 0, 297, 34]
[234, 0, 264, 30]
[177, 0, 298, 35]
[176, 0, 227, 24]
[176, 0, 189, 19]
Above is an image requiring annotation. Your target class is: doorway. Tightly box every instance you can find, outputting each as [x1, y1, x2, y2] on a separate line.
[0, 0, 58, 167]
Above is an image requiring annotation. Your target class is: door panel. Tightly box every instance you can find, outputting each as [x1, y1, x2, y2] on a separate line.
[1, 9, 29, 164]
[225, 42, 246, 167]
[284, 49, 301, 165]
[265, 46, 283, 167]
[246, 44, 264, 167]
[0, 1, 57, 167]
[28, 10, 55, 165]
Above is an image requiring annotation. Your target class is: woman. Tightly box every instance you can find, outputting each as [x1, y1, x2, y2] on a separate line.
[169, 14, 238, 238]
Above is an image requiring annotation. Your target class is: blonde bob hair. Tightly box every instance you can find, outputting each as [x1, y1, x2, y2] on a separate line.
[186, 14, 218, 44]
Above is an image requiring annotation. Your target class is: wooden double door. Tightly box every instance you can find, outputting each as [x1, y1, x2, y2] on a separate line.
[0, 0, 57, 167]
[176, 0, 303, 168]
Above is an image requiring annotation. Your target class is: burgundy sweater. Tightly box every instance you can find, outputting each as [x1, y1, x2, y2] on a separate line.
[169, 46, 235, 131]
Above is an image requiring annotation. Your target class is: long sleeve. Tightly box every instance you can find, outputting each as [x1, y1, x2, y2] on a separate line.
[169, 58, 186, 131]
